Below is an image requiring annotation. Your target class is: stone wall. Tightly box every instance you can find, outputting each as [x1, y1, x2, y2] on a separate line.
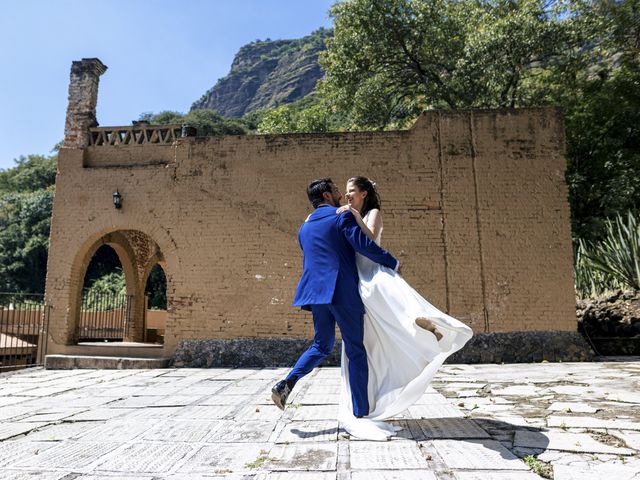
[44, 59, 579, 361]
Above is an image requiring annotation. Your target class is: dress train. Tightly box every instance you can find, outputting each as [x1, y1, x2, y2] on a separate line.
[338, 220, 473, 440]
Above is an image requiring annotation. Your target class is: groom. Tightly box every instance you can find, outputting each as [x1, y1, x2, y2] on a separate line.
[271, 178, 399, 417]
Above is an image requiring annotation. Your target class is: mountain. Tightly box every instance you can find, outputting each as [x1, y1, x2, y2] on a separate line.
[191, 28, 331, 118]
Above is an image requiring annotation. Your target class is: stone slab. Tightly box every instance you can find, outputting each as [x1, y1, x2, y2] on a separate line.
[106, 396, 160, 408]
[83, 386, 147, 397]
[254, 473, 337, 480]
[66, 407, 131, 421]
[291, 405, 339, 421]
[176, 442, 272, 474]
[16, 421, 96, 441]
[121, 406, 182, 419]
[15, 441, 121, 469]
[30, 394, 116, 408]
[547, 385, 594, 396]
[72, 476, 156, 480]
[0, 396, 33, 407]
[18, 386, 74, 397]
[514, 429, 635, 454]
[547, 415, 640, 431]
[431, 439, 530, 470]
[418, 418, 491, 439]
[276, 420, 339, 443]
[456, 389, 483, 398]
[408, 404, 465, 419]
[0, 440, 57, 468]
[349, 441, 429, 470]
[93, 442, 195, 473]
[298, 393, 340, 405]
[151, 395, 201, 407]
[76, 419, 156, 442]
[206, 420, 276, 442]
[0, 406, 34, 421]
[305, 385, 341, 395]
[175, 384, 227, 396]
[605, 392, 640, 404]
[553, 464, 640, 480]
[235, 404, 284, 421]
[267, 442, 337, 471]
[612, 430, 640, 451]
[414, 393, 451, 404]
[547, 402, 600, 413]
[197, 394, 250, 405]
[490, 385, 541, 396]
[0, 421, 47, 440]
[143, 419, 225, 443]
[173, 404, 237, 420]
[134, 386, 183, 396]
[45, 354, 172, 370]
[454, 472, 543, 480]
[351, 471, 437, 480]
[0, 471, 71, 480]
[19, 408, 87, 422]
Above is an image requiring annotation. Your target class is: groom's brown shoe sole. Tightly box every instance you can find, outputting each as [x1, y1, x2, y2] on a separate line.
[415, 317, 443, 341]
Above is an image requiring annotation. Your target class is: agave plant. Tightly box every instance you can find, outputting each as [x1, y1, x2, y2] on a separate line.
[580, 211, 640, 294]
[574, 239, 618, 298]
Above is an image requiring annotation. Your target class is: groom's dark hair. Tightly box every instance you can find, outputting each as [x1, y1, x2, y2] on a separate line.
[307, 178, 334, 208]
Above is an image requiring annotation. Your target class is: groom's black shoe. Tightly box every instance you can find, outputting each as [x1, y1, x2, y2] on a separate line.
[271, 380, 292, 410]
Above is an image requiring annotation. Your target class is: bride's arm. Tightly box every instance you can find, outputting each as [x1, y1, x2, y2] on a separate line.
[364, 209, 382, 240]
[337, 207, 381, 242]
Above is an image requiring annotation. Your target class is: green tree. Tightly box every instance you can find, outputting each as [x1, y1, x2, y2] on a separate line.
[0, 154, 57, 194]
[0, 188, 54, 293]
[318, 0, 564, 128]
[141, 108, 250, 136]
[555, 0, 640, 241]
[256, 95, 349, 133]
[0, 153, 57, 293]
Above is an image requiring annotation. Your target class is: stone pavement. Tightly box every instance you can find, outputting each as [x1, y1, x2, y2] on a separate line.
[0, 360, 639, 479]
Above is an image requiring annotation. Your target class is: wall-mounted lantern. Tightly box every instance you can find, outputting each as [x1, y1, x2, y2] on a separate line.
[112, 190, 122, 209]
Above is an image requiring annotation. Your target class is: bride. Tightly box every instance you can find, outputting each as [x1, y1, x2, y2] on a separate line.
[336, 176, 473, 440]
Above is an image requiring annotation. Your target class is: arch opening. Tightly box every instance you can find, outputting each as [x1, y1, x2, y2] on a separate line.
[69, 229, 167, 347]
[144, 263, 167, 345]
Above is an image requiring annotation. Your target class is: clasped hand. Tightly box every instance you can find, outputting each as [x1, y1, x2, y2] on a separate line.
[336, 204, 361, 219]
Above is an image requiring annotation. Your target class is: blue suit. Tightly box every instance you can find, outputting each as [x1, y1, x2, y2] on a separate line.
[288, 204, 399, 416]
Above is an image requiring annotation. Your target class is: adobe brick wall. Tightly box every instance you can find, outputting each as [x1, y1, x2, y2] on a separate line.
[44, 59, 579, 361]
[45, 117, 576, 357]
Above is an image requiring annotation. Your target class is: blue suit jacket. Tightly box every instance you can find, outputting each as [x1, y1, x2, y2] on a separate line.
[292, 205, 399, 312]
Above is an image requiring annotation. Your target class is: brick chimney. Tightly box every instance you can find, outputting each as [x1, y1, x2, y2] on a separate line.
[63, 58, 108, 148]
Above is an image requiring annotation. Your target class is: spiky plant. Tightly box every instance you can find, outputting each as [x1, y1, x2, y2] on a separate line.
[580, 211, 640, 294]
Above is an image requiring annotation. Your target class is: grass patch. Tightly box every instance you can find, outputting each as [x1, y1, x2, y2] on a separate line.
[245, 449, 270, 469]
[523, 455, 553, 478]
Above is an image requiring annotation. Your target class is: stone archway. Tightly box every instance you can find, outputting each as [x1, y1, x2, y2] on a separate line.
[69, 229, 166, 345]
[140, 255, 168, 344]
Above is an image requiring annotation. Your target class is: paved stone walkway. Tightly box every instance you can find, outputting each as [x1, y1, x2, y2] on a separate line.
[0, 361, 639, 479]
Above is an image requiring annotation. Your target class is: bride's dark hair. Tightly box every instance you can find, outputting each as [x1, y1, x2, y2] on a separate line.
[348, 176, 381, 218]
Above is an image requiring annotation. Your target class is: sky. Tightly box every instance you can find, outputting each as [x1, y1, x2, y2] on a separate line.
[0, 0, 335, 170]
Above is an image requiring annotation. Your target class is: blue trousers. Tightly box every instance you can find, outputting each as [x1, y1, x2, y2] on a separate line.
[286, 304, 369, 417]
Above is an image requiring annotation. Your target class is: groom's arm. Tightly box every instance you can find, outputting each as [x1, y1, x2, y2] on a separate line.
[338, 212, 399, 271]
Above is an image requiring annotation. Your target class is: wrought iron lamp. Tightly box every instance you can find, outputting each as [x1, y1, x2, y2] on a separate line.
[112, 190, 122, 209]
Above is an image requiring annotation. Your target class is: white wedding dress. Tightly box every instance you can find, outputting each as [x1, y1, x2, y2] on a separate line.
[339, 214, 474, 440]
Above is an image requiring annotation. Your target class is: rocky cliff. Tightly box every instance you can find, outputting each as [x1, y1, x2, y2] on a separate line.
[191, 28, 330, 118]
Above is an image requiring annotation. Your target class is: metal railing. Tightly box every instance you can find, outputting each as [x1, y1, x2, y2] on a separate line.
[77, 291, 133, 341]
[0, 293, 51, 371]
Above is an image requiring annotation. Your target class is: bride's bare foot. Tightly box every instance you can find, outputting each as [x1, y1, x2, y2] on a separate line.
[415, 317, 443, 341]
